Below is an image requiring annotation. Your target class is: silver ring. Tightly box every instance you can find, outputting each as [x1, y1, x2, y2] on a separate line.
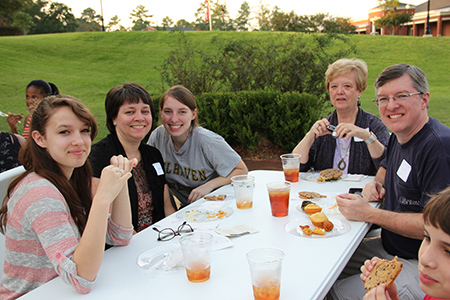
[117, 169, 123, 174]
[316, 125, 320, 129]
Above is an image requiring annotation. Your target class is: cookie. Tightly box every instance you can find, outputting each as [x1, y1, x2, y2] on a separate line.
[298, 191, 327, 199]
[364, 256, 403, 293]
[319, 168, 343, 181]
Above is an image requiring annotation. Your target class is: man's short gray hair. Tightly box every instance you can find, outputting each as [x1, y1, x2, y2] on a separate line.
[374, 64, 429, 94]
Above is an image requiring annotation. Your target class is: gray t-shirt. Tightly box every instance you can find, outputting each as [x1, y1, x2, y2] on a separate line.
[147, 126, 241, 206]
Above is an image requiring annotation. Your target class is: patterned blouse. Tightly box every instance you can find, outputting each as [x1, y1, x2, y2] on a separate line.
[132, 161, 153, 232]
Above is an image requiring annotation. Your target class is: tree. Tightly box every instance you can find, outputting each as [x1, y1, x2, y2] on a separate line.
[175, 19, 193, 29]
[256, 0, 271, 31]
[11, 11, 33, 32]
[76, 7, 102, 32]
[161, 16, 173, 29]
[107, 15, 126, 31]
[375, 0, 412, 35]
[28, 2, 77, 34]
[235, 1, 250, 31]
[129, 5, 153, 31]
[270, 6, 295, 31]
[0, 0, 32, 26]
[194, 1, 209, 30]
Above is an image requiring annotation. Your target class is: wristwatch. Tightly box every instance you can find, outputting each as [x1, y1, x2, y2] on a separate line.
[365, 131, 377, 145]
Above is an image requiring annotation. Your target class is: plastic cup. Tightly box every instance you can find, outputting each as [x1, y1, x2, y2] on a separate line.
[247, 247, 285, 300]
[280, 153, 301, 182]
[266, 181, 291, 217]
[179, 232, 213, 283]
[231, 175, 255, 209]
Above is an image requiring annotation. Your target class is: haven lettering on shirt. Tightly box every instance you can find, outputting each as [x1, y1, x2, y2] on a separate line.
[164, 162, 207, 181]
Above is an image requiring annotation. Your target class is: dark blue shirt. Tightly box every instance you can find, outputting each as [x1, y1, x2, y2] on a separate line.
[381, 117, 450, 259]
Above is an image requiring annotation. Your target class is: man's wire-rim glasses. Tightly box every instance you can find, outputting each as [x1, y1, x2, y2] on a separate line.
[373, 92, 422, 107]
[152, 221, 194, 241]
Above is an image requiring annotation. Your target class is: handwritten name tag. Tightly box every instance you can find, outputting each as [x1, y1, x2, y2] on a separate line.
[397, 159, 411, 183]
[153, 162, 164, 176]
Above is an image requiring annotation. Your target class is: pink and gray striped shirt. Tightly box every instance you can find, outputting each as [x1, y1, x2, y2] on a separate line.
[0, 173, 133, 299]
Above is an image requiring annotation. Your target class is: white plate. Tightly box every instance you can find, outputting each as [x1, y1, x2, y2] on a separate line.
[136, 243, 184, 272]
[284, 216, 351, 238]
[295, 193, 340, 215]
[176, 206, 234, 222]
[300, 172, 346, 182]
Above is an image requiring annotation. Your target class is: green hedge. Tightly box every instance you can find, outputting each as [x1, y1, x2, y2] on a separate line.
[151, 90, 327, 152]
[0, 26, 24, 36]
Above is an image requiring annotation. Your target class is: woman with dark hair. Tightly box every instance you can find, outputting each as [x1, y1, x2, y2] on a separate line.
[7, 79, 59, 140]
[147, 85, 248, 207]
[89, 82, 175, 233]
[0, 95, 134, 299]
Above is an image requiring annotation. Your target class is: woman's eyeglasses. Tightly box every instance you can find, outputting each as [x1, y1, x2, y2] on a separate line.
[152, 221, 194, 241]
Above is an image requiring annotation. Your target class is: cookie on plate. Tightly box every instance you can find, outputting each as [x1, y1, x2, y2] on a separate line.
[319, 168, 343, 181]
[298, 191, 327, 199]
[364, 256, 403, 293]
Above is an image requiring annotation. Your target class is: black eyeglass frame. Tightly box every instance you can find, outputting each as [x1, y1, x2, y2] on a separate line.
[152, 221, 194, 241]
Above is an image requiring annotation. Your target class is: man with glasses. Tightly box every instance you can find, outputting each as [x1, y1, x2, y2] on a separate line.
[328, 64, 450, 300]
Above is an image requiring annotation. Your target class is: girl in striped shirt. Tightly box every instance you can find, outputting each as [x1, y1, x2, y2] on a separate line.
[0, 95, 135, 299]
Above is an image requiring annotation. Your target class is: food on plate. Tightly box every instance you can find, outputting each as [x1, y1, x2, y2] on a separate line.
[322, 220, 334, 232]
[301, 226, 313, 235]
[304, 204, 322, 215]
[301, 200, 314, 210]
[310, 212, 329, 228]
[312, 228, 325, 235]
[204, 194, 227, 201]
[364, 256, 403, 293]
[298, 191, 327, 199]
[318, 168, 343, 182]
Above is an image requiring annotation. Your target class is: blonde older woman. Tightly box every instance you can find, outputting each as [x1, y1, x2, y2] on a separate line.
[293, 58, 389, 176]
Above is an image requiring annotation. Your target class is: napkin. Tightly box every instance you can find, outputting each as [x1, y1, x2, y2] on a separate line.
[214, 224, 259, 237]
[341, 174, 368, 182]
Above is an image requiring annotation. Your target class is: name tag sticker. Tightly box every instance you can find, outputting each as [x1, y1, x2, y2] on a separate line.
[397, 159, 411, 182]
[153, 162, 164, 176]
[354, 128, 370, 142]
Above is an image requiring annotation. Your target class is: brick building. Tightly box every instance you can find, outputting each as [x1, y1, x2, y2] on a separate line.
[352, 0, 450, 36]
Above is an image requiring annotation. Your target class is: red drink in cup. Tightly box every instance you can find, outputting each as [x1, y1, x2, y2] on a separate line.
[266, 181, 291, 217]
[280, 154, 301, 183]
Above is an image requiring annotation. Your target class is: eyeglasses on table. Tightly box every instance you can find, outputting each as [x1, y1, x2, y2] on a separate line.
[152, 221, 194, 241]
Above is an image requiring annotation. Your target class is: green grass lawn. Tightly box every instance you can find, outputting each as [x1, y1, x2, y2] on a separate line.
[1, 31, 449, 142]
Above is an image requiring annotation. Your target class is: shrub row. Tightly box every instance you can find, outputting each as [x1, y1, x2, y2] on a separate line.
[151, 90, 329, 151]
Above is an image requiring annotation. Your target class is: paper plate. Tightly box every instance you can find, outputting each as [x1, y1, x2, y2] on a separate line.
[137, 243, 184, 272]
[176, 206, 234, 222]
[284, 216, 351, 238]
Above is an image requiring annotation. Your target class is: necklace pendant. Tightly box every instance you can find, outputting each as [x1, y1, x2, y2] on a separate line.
[338, 159, 346, 171]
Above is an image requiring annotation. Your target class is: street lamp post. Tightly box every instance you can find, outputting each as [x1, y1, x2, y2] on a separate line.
[425, 0, 431, 35]
[100, 0, 105, 31]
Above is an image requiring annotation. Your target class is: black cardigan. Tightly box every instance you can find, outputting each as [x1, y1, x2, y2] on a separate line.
[89, 133, 166, 230]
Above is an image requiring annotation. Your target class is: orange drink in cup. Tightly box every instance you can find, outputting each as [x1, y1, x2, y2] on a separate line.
[266, 181, 291, 217]
[247, 247, 285, 300]
[179, 232, 213, 283]
[231, 175, 255, 209]
[280, 154, 301, 182]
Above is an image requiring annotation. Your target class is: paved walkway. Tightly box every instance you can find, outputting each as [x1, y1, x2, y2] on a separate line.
[243, 159, 282, 171]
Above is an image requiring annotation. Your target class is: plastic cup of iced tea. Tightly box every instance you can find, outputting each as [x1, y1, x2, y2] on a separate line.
[280, 154, 301, 183]
[179, 232, 213, 283]
[246, 247, 285, 300]
[231, 175, 255, 209]
[266, 181, 291, 217]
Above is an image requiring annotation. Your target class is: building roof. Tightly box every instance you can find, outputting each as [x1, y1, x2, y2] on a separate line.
[415, 0, 450, 12]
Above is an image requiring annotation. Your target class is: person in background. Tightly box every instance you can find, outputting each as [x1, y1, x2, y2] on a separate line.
[147, 85, 248, 208]
[90, 82, 175, 233]
[361, 186, 450, 300]
[293, 58, 389, 176]
[0, 132, 25, 173]
[0, 95, 134, 299]
[7, 80, 59, 140]
[329, 64, 450, 299]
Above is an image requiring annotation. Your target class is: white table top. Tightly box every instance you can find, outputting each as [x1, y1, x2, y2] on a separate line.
[21, 170, 374, 300]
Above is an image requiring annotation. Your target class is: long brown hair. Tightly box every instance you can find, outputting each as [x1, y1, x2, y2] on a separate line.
[0, 95, 98, 235]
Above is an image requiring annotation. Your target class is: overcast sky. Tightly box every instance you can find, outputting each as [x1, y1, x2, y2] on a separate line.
[60, 0, 426, 28]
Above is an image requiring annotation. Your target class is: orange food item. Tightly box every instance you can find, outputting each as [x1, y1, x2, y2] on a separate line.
[312, 228, 326, 235]
[302, 227, 313, 235]
[323, 220, 334, 232]
[310, 212, 329, 228]
[304, 204, 322, 215]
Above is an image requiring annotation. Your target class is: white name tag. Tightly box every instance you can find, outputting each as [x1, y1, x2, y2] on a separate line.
[397, 159, 411, 182]
[153, 162, 164, 176]
[354, 128, 370, 142]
